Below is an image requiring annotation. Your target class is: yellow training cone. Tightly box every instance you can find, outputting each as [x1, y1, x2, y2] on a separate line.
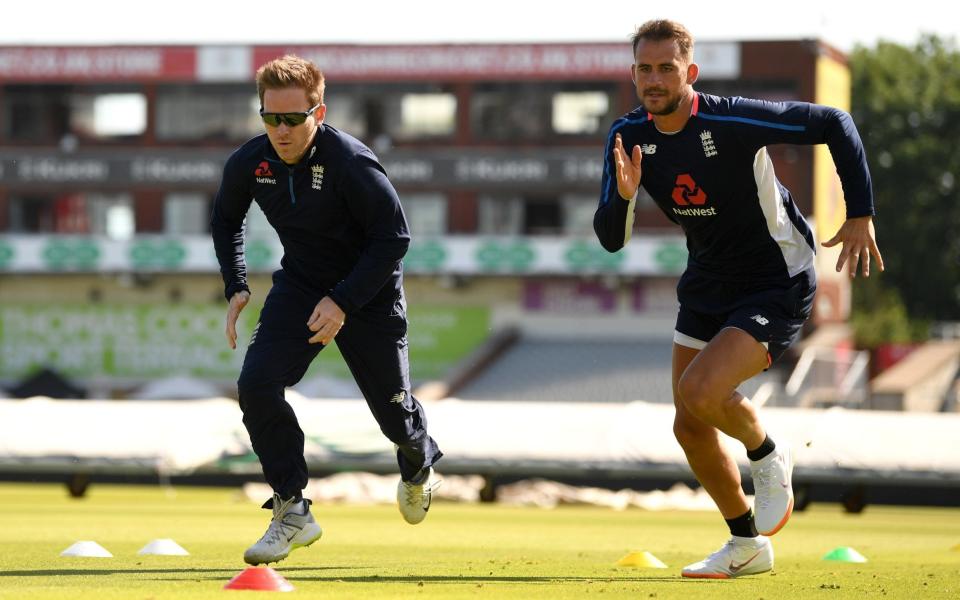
[616, 551, 668, 568]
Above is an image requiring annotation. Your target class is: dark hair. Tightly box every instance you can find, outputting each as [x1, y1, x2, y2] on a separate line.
[631, 19, 694, 62]
[255, 55, 325, 107]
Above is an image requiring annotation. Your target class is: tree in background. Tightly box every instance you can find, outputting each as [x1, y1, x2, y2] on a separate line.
[849, 35, 960, 336]
[849, 276, 928, 348]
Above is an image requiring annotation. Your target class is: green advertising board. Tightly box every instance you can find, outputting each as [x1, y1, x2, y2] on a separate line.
[0, 304, 490, 384]
[301, 305, 490, 381]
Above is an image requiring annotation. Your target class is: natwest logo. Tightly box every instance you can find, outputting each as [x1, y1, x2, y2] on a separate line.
[671, 173, 707, 205]
[254, 161, 273, 177]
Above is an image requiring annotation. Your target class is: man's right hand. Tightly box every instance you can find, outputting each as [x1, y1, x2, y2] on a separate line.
[613, 132, 643, 201]
[225, 290, 250, 350]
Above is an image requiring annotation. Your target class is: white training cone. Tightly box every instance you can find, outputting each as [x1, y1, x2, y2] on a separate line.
[137, 539, 190, 556]
[61, 541, 113, 557]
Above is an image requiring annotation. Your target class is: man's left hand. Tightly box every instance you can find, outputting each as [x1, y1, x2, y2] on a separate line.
[821, 215, 884, 277]
[307, 296, 346, 345]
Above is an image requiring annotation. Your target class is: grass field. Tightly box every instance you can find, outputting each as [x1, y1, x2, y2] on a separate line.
[1, 482, 958, 599]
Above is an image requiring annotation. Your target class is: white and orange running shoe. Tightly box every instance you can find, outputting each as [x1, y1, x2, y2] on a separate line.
[681, 535, 773, 579]
[751, 444, 795, 535]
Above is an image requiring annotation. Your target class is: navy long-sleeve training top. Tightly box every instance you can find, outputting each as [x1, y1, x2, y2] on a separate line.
[211, 124, 410, 314]
[594, 92, 875, 283]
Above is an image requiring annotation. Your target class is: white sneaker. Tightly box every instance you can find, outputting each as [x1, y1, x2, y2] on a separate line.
[750, 444, 795, 535]
[682, 535, 774, 579]
[397, 468, 440, 524]
[243, 494, 323, 565]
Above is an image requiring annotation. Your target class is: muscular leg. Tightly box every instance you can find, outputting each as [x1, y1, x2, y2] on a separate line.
[678, 327, 768, 448]
[672, 327, 769, 519]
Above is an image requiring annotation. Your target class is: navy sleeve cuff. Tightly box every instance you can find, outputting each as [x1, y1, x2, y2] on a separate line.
[225, 283, 250, 302]
[326, 288, 354, 314]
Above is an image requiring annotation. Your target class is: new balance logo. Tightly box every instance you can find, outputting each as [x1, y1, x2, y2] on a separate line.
[641, 144, 657, 155]
[750, 314, 770, 326]
[390, 391, 406, 404]
[248, 322, 261, 346]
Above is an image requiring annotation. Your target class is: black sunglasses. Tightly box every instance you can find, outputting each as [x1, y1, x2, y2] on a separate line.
[259, 103, 321, 127]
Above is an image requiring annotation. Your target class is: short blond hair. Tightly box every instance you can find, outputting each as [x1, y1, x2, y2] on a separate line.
[631, 19, 694, 63]
[255, 55, 325, 107]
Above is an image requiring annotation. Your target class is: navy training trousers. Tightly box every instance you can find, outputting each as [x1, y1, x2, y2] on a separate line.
[237, 270, 442, 499]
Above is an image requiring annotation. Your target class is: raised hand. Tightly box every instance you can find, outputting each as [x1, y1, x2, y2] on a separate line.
[613, 133, 643, 201]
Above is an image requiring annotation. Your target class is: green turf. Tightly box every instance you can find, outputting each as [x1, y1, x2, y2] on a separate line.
[1, 483, 958, 599]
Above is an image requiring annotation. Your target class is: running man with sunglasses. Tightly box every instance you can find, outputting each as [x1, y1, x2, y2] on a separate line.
[212, 55, 443, 566]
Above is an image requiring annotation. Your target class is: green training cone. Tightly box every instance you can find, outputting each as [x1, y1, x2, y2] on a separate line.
[616, 551, 668, 568]
[822, 546, 868, 563]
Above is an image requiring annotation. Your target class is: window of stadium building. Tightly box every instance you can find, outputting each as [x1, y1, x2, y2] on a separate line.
[3, 85, 71, 142]
[523, 198, 563, 235]
[562, 195, 599, 236]
[398, 94, 456, 138]
[471, 84, 615, 140]
[478, 196, 523, 235]
[323, 85, 456, 143]
[3, 85, 146, 142]
[322, 94, 368, 138]
[471, 84, 549, 140]
[70, 91, 148, 140]
[155, 86, 262, 141]
[7, 195, 67, 232]
[163, 193, 212, 235]
[552, 91, 610, 135]
[477, 195, 564, 236]
[402, 193, 448, 236]
[87, 194, 135, 239]
[7, 193, 134, 238]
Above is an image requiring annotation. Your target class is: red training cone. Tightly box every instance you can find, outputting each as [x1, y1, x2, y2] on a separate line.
[224, 566, 294, 592]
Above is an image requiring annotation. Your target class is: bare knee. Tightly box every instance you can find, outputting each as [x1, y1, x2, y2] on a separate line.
[677, 370, 722, 420]
[673, 412, 717, 452]
[672, 416, 700, 450]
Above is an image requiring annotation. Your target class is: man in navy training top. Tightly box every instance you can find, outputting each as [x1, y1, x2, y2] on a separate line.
[594, 20, 883, 578]
[212, 55, 443, 566]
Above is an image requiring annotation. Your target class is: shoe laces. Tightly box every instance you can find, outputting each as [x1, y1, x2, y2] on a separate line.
[259, 494, 303, 545]
[401, 479, 442, 508]
[753, 461, 777, 510]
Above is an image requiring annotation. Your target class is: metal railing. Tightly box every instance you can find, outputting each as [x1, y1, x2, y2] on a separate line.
[783, 346, 870, 408]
